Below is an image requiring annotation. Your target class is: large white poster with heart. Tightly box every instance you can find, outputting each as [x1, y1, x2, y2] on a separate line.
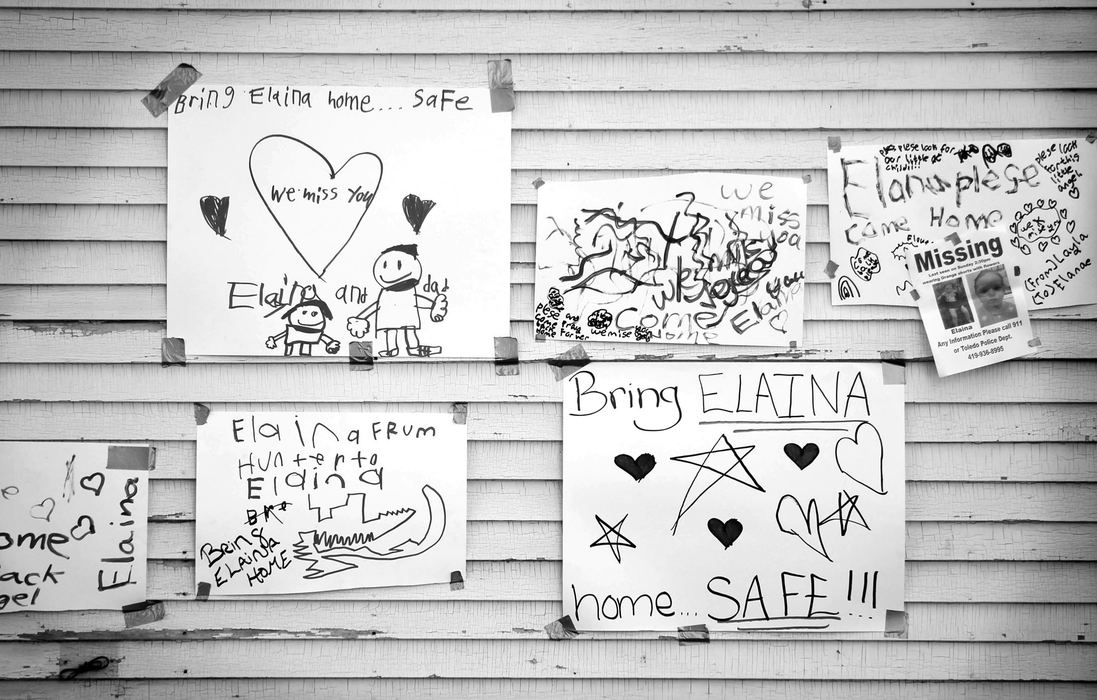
[168, 85, 511, 358]
[562, 362, 905, 632]
[0, 442, 150, 613]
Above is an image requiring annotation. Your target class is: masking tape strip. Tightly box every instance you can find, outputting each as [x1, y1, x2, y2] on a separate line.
[195, 581, 211, 601]
[161, 337, 186, 366]
[827, 136, 841, 152]
[884, 609, 908, 638]
[122, 600, 165, 628]
[494, 336, 519, 376]
[881, 360, 906, 385]
[194, 403, 211, 426]
[142, 63, 201, 118]
[106, 445, 157, 471]
[910, 288, 921, 301]
[677, 623, 710, 644]
[789, 340, 798, 350]
[450, 570, 465, 590]
[548, 344, 590, 381]
[544, 614, 579, 640]
[451, 402, 469, 425]
[823, 260, 839, 279]
[1013, 266, 1021, 276]
[1087, 133, 1096, 144]
[488, 59, 515, 113]
[945, 232, 962, 245]
[802, 173, 812, 183]
[59, 651, 116, 680]
[532, 177, 545, 189]
[349, 341, 374, 371]
[1028, 337, 1043, 347]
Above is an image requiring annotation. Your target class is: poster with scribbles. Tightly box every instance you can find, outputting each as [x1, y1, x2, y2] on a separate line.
[168, 85, 510, 358]
[828, 137, 1096, 309]
[195, 410, 466, 595]
[562, 362, 905, 632]
[534, 173, 807, 347]
[0, 442, 150, 613]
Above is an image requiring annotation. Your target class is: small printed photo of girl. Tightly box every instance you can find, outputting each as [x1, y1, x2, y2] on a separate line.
[966, 264, 1019, 328]
[932, 278, 973, 329]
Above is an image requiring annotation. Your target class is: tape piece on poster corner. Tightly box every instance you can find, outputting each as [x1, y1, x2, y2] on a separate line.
[548, 344, 590, 381]
[881, 361, 906, 385]
[488, 59, 515, 113]
[544, 614, 580, 640]
[106, 445, 157, 471]
[161, 337, 186, 366]
[349, 341, 374, 371]
[451, 402, 469, 425]
[494, 336, 519, 376]
[677, 624, 710, 644]
[122, 600, 165, 628]
[142, 63, 201, 117]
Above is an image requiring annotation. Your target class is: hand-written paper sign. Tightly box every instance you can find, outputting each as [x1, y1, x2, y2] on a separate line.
[168, 86, 511, 358]
[0, 442, 149, 613]
[195, 411, 466, 595]
[828, 137, 1096, 308]
[535, 173, 807, 347]
[562, 363, 905, 632]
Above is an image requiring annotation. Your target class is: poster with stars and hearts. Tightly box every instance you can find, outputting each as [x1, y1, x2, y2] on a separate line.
[562, 362, 905, 633]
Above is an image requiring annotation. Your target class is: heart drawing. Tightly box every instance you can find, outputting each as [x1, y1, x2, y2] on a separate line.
[70, 515, 96, 541]
[79, 472, 105, 497]
[199, 195, 230, 238]
[614, 453, 656, 482]
[707, 517, 743, 549]
[776, 494, 830, 561]
[834, 421, 887, 495]
[783, 442, 819, 470]
[30, 497, 56, 522]
[250, 134, 384, 280]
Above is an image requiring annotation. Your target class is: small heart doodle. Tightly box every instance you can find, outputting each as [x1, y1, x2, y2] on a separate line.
[79, 472, 105, 497]
[199, 195, 230, 238]
[783, 442, 820, 470]
[70, 515, 96, 541]
[402, 193, 437, 234]
[776, 494, 830, 561]
[30, 497, 56, 522]
[614, 453, 656, 482]
[706, 517, 743, 549]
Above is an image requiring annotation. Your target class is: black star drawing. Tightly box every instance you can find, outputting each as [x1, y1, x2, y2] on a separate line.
[670, 434, 760, 535]
[589, 513, 637, 563]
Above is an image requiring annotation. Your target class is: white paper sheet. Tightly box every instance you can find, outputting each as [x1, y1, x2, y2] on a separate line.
[168, 86, 511, 358]
[535, 173, 807, 347]
[195, 410, 466, 595]
[906, 230, 1037, 376]
[0, 442, 149, 613]
[828, 137, 1096, 309]
[562, 362, 905, 632]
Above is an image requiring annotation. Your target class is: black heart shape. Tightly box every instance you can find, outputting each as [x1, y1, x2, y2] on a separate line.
[614, 453, 656, 482]
[783, 442, 820, 470]
[79, 472, 105, 497]
[707, 518, 743, 549]
[403, 193, 436, 234]
[199, 195, 230, 236]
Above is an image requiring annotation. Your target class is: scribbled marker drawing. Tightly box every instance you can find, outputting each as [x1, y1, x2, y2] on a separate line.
[199, 195, 231, 238]
[670, 435, 760, 535]
[293, 485, 447, 578]
[775, 494, 830, 561]
[249, 134, 383, 280]
[819, 490, 871, 536]
[402, 193, 436, 234]
[589, 513, 637, 563]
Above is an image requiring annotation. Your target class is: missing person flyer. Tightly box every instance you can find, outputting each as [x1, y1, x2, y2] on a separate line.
[906, 230, 1038, 376]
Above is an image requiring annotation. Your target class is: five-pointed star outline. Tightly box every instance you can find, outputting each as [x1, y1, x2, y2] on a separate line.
[589, 513, 637, 563]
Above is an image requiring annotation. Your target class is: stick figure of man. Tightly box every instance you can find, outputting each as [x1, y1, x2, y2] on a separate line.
[346, 244, 448, 357]
[266, 298, 341, 356]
